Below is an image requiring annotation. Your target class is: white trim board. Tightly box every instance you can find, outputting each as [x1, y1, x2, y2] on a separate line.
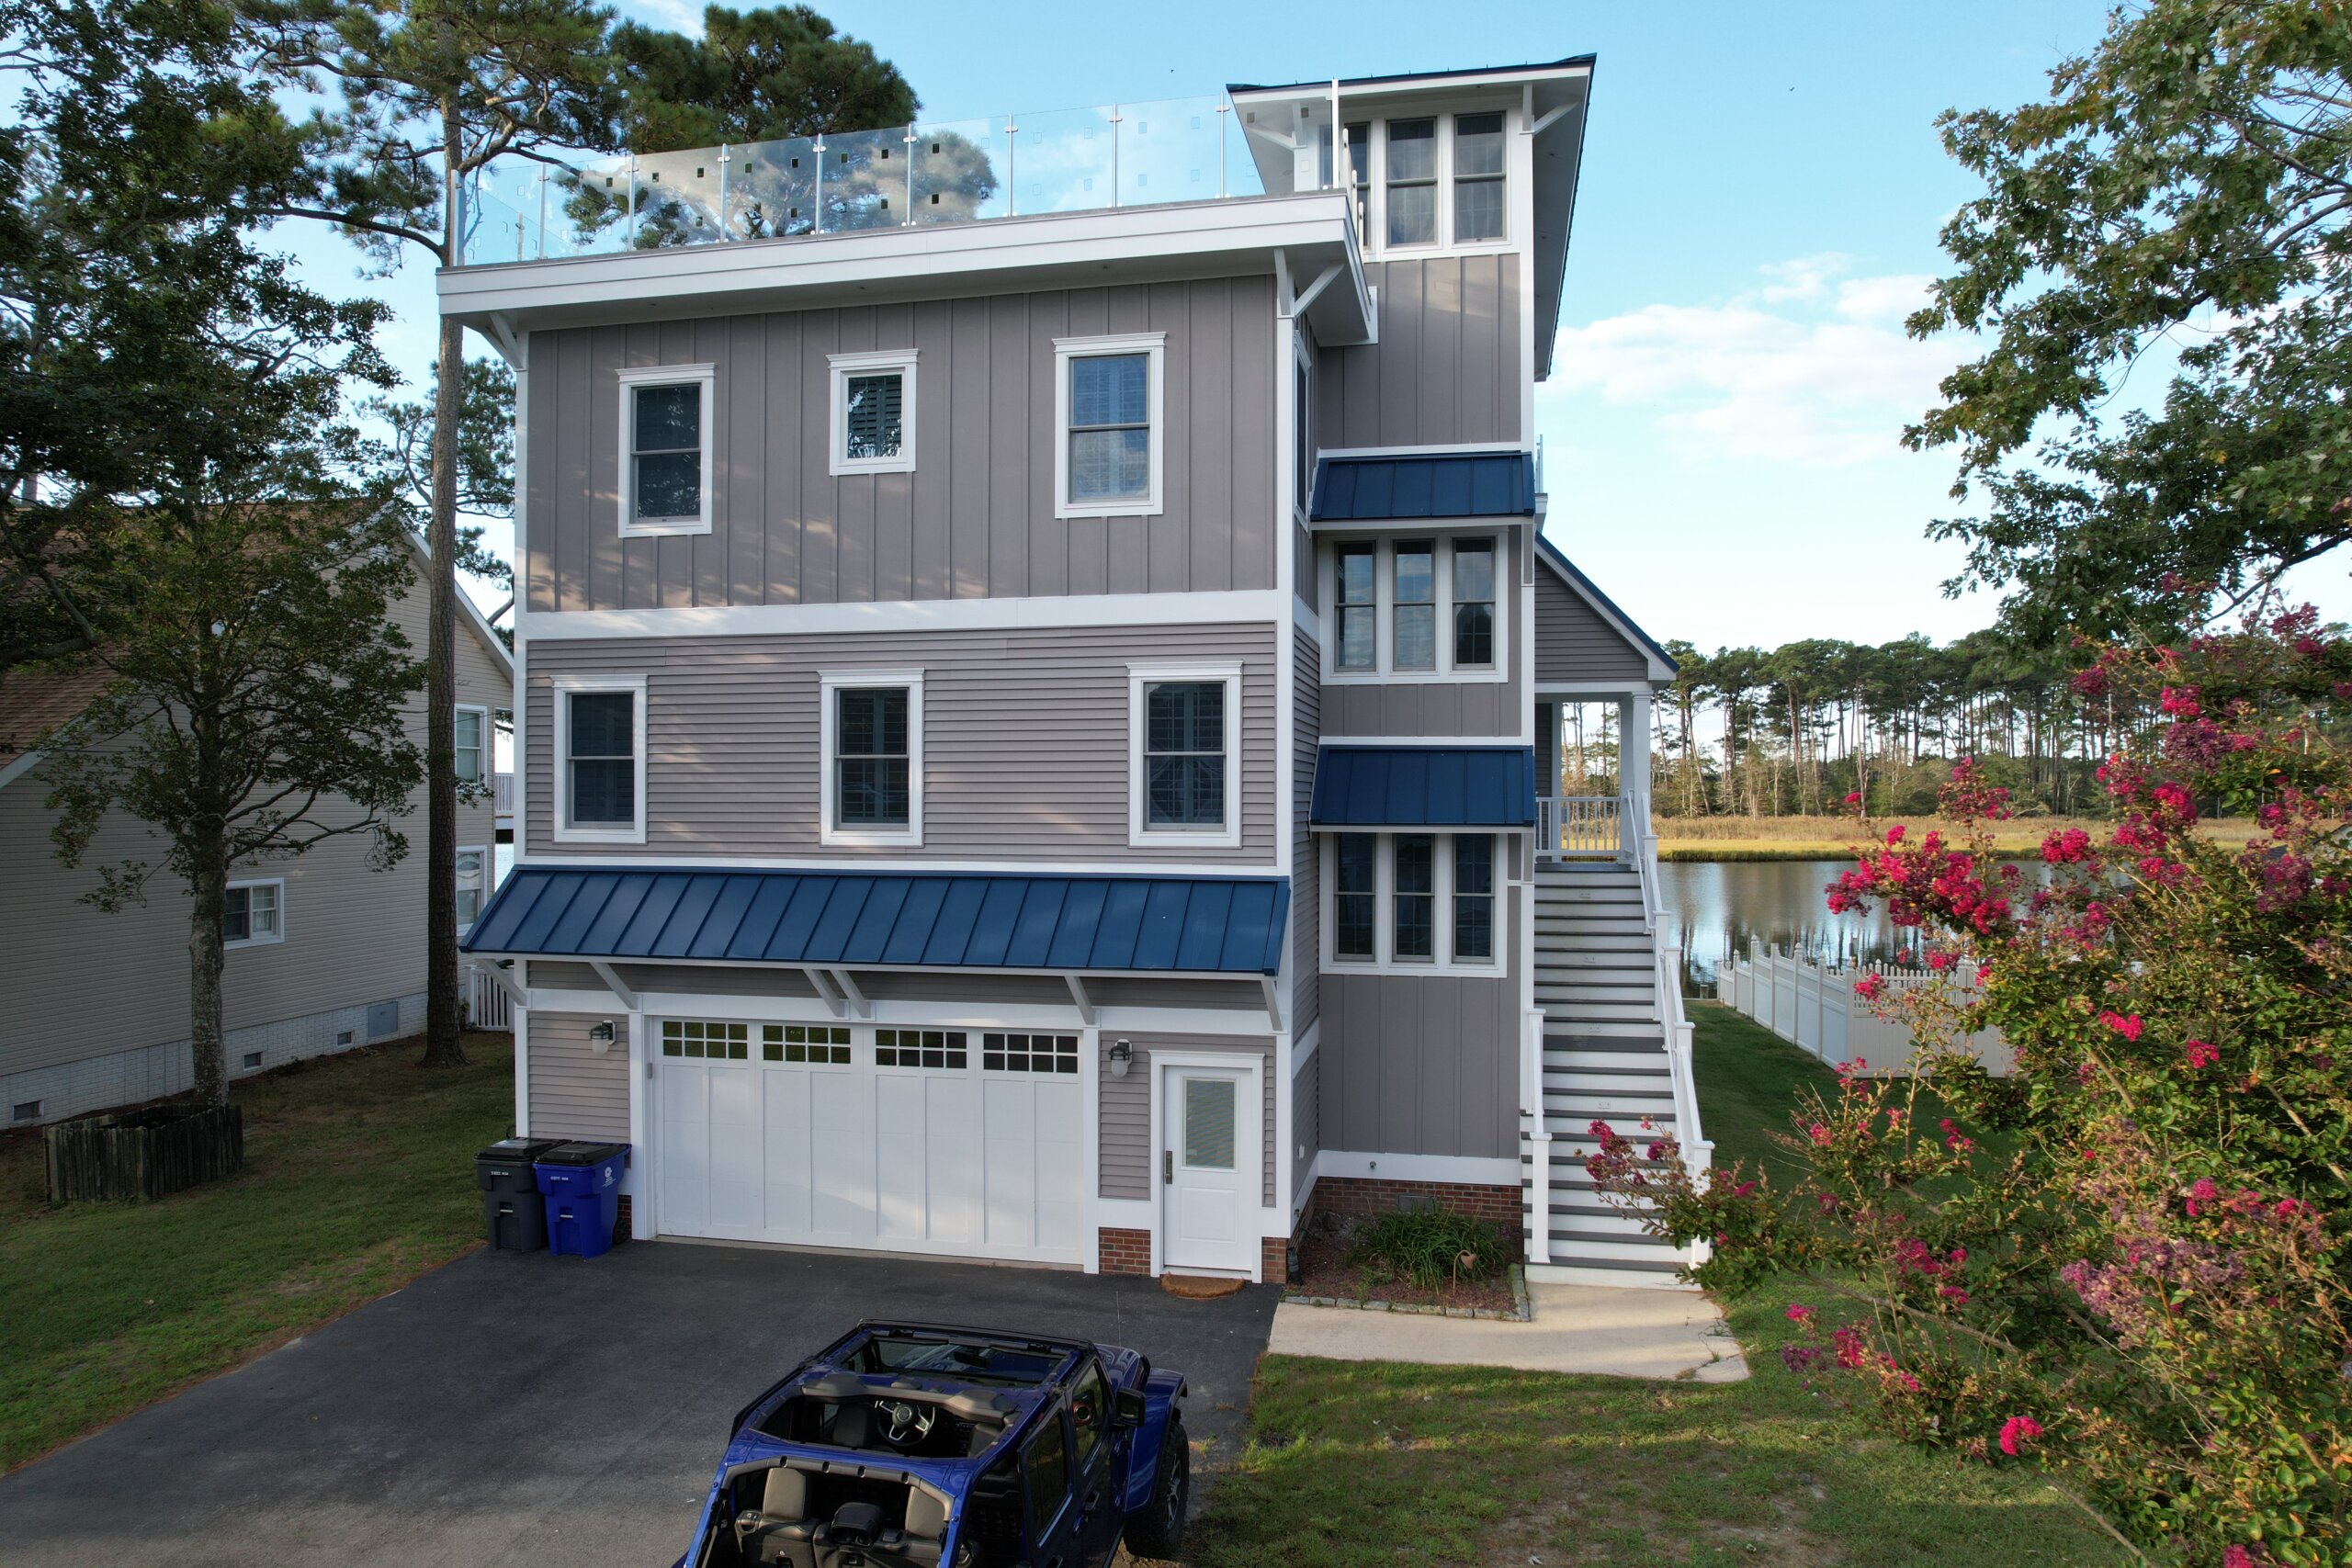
[614, 363, 717, 538]
[1127, 660, 1245, 850]
[506, 852, 1282, 877]
[1315, 1149, 1521, 1184]
[515, 588, 1285, 642]
[548, 673, 649, 845]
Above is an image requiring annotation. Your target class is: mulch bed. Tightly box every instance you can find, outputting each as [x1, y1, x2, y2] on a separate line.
[1291, 1235, 1518, 1314]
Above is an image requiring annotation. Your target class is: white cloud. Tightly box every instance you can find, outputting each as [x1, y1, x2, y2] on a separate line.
[1543, 260, 1964, 468]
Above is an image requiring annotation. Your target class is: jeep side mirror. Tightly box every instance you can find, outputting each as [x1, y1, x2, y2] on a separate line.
[1112, 1389, 1148, 1429]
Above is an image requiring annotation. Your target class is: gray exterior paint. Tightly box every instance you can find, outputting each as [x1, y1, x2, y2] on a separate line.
[523, 623, 1276, 863]
[1317, 968, 1518, 1160]
[529, 961, 820, 998]
[525, 278, 1278, 614]
[1315, 255, 1522, 451]
[1317, 529, 1528, 738]
[1290, 632, 1320, 1034]
[1098, 1031, 1276, 1206]
[528, 1011, 633, 1142]
[1292, 1047, 1318, 1207]
[1535, 557, 1651, 685]
[1083, 976, 1265, 1011]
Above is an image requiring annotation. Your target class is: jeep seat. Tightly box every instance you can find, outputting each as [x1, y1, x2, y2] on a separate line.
[734, 1467, 818, 1567]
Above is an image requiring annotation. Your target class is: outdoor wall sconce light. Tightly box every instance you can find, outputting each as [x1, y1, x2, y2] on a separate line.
[589, 1021, 616, 1054]
[1108, 1039, 1133, 1078]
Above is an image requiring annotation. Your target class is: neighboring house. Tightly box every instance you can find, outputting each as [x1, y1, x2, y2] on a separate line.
[454, 53, 1706, 1285]
[0, 536, 514, 1125]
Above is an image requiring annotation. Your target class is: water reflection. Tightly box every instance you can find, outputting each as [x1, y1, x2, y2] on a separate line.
[1662, 859, 1924, 995]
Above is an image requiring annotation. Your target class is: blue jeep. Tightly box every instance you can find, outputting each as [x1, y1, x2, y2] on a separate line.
[673, 1320, 1191, 1568]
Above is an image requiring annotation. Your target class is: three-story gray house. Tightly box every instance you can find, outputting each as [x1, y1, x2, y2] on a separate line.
[454, 53, 1707, 1286]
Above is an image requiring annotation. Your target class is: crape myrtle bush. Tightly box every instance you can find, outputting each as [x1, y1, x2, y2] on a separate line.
[1589, 607, 2352, 1564]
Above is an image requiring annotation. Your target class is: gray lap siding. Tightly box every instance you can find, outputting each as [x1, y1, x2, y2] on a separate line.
[526, 1012, 633, 1142]
[522, 623, 1276, 863]
[1534, 561, 1651, 685]
[1097, 1032, 1276, 1206]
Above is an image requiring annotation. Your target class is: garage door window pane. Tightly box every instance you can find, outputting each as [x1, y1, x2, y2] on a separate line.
[763, 1023, 851, 1064]
[663, 1020, 746, 1060]
[1182, 1077, 1236, 1169]
[875, 1028, 967, 1069]
[983, 1032, 1079, 1073]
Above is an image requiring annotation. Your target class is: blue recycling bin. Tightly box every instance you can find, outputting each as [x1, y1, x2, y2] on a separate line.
[533, 1142, 629, 1258]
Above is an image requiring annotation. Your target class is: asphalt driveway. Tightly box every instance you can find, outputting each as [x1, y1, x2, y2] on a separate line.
[0, 1241, 1277, 1566]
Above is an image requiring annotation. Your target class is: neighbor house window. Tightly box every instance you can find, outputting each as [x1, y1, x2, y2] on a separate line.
[828, 350, 918, 475]
[1129, 662, 1242, 846]
[1453, 112, 1507, 242]
[224, 879, 284, 948]
[1054, 333, 1165, 517]
[615, 364, 715, 536]
[1323, 536, 1508, 680]
[1326, 832, 1504, 970]
[820, 670, 922, 845]
[456, 847, 487, 930]
[553, 676, 647, 843]
[1385, 118, 1438, 246]
[455, 705, 488, 784]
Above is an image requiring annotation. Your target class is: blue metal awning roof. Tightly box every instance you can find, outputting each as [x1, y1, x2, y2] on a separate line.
[1310, 745, 1538, 828]
[461, 868, 1289, 976]
[1309, 451, 1536, 522]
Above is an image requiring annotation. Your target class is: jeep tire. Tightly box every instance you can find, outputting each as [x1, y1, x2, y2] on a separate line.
[1123, 1415, 1190, 1561]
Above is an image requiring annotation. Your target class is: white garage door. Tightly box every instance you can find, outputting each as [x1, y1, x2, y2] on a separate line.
[654, 1021, 1086, 1266]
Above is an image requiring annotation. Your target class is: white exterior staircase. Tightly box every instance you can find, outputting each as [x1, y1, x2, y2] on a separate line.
[1521, 808, 1713, 1288]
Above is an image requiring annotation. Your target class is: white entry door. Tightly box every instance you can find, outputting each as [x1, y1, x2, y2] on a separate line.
[1160, 1064, 1254, 1275]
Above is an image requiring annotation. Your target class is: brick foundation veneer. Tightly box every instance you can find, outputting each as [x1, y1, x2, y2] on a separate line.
[1305, 1177, 1525, 1259]
[1098, 1227, 1152, 1276]
[615, 1194, 633, 1242]
[1261, 1235, 1289, 1284]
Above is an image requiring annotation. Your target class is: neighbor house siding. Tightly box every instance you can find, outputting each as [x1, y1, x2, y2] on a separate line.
[1291, 632, 1320, 1035]
[1318, 529, 1527, 738]
[523, 623, 1277, 863]
[1534, 561, 1651, 685]
[1317, 968, 1519, 1160]
[526, 1011, 632, 1141]
[1315, 255, 1521, 451]
[525, 276, 1279, 614]
[1098, 1032, 1276, 1205]
[0, 581, 505, 1097]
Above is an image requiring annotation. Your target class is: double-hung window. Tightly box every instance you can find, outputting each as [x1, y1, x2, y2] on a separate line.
[224, 879, 284, 948]
[1453, 113, 1508, 243]
[828, 349, 918, 475]
[616, 364, 715, 535]
[820, 670, 923, 844]
[1385, 118, 1439, 246]
[1323, 536, 1504, 679]
[554, 677, 647, 843]
[456, 848, 487, 931]
[1325, 832, 1502, 969]
[1129, 662, 1242, 847]
[1055, 333, 1165, 517]
[455, 705, 488, 785]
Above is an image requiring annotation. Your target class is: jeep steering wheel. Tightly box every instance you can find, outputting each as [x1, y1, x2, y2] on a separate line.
[879, 1399, 936, 1448]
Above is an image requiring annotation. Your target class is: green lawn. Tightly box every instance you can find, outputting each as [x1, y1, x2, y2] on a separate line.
[1185, 1006, 2126, 1568]
[0, 1035, 514, 1471]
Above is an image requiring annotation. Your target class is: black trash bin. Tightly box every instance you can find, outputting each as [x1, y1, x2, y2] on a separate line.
[476, 1137, 563, 1251]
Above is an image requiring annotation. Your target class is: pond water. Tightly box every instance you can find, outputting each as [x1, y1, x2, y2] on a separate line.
[1661, 858, 1928, 991]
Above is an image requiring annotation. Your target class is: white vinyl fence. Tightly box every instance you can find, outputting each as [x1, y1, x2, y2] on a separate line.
[465, 964, 515, 1032]
[1721, 942, 2010, 1077]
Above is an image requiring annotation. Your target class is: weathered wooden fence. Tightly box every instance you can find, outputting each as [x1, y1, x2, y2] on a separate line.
[45, 1104, 244, 1202]
[1721, 942, 2011, 1077]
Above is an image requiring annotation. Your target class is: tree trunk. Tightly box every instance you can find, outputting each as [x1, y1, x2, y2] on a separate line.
[422, 103, 467, 1071]
[189, 850, 229, 1107]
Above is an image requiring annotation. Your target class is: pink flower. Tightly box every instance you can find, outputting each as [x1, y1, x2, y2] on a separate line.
[1997, 1415, 2043, 1456]
[1843, 791, 1862, 807]
[1854, 973, 1885, 1001]
[2224, 1546, 2256, 1568]
[2098, 1011, 2144, 1042]
[1786, 1303, 1815, 1326]
[1939, 1117, 1974, 1154]
[1831, 1325, 1869, 1369]
[1885, 824, 1906, 845]
[1808, 1123, 1833, 1145]
[1938, 1285, 1970, 1305]
[2185, 1039, 2219, 1069]
[2187, 1177, 2219, 1217]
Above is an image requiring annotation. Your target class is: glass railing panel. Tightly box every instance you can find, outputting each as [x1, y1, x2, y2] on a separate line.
[819, 125, 910, 233]
[912, 116, 1008, 226]
[459, 185, 534, 266]
[729, 137, 818, 239]
[1008, 104, 1116, 216]
[629, 145, 726, 248]
[1115, 96, 1227, 208]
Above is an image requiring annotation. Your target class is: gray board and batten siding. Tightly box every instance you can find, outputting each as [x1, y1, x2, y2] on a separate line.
[523, 625, 1277, 863]
[524, 277, 1277, 615]
[1318, 528, 1527, 739]
[1317, 966, 1519, 1162]
[1316, 255, 1522, 452]
[1098, 1032, 1277, 1208]
[1290, 631, 1321, 1035]
[1534, 554, 1652, 685]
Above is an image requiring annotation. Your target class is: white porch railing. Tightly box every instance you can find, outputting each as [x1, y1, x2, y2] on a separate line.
[493, 771, 515, 828]
[1538, 794, 1623, 856]
[465, 964, 515, 1032]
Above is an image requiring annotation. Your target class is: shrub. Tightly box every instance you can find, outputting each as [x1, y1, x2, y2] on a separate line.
[1346, 1210, 1510, 1290]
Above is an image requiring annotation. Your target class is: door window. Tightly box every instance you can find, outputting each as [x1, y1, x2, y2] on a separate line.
[1068, 1364, 1109, 1472]
[1182, 1077, 1237, 1170]
[1023, 1404, 1072, 1532]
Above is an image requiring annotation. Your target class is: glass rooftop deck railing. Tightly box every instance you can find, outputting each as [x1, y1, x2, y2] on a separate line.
[458, 93, 1272, 267]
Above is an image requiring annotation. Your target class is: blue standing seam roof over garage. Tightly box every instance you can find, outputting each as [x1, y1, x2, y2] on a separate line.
[1308, 451, 1536, 522]
[459, 869, 1289, 976]
[1310, 746, 1538, 828]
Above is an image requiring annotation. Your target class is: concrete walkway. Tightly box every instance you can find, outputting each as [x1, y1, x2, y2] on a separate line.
[1266, 1281, 1750, 1382]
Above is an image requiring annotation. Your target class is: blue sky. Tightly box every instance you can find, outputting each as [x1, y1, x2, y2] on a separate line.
[289, 0, 2352, 649]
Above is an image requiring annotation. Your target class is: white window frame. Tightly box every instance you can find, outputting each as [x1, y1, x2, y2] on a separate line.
[550, 674, 648, 845]
[827, 348, 919, 476]
[1321, 831, 1507, 974]
[455, 704, 489, 785]
[820, 668, 924, 847]
[1319, 532, 1509, 684]
[224, 877, 287, 950]
[616, 363, 716, 537]
[456, 845, 489, 933]
[1128, 660, 1244, 849]
[1053, 333, 1167, 520]
[1360, 110, 1518, 263]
